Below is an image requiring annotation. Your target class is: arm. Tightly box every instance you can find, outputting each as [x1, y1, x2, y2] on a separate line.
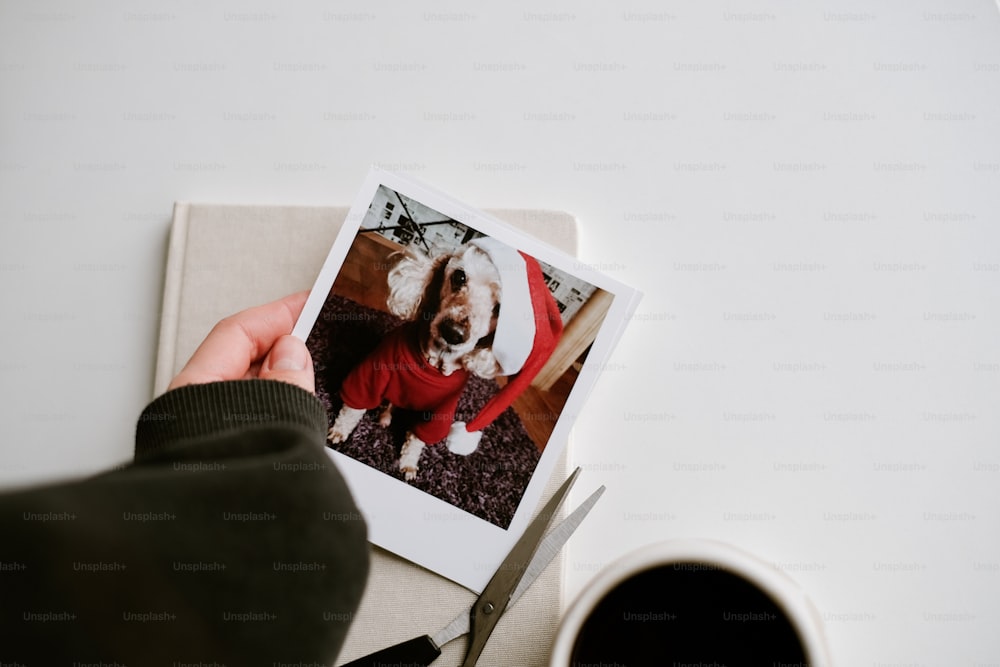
[0, 294, 369, 665]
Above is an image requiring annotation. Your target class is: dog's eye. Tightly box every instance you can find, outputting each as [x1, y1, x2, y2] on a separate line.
[450, 269, 467, 290]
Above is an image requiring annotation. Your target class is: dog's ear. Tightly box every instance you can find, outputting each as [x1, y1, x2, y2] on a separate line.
[463, 299, 500, 377]
[420, 255, 448, 321]
[386, 251, 447, 321]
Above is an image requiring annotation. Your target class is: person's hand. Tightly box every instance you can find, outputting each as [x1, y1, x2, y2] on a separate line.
[168, 292, 315, 393]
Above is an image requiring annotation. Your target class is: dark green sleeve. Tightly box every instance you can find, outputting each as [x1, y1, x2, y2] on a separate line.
[0, 379, 369, 666]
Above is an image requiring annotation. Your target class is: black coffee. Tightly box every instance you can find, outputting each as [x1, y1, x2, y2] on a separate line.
[570, 562, 808, 666]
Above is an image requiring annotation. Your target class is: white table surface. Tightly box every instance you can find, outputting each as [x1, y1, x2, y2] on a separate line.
[2, 1, 999, 664]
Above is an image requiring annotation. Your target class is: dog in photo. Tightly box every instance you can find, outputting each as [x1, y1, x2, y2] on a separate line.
[327, 236, 562, 481]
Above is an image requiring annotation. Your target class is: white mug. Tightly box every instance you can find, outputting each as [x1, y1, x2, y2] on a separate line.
[550, 538, 831, 666]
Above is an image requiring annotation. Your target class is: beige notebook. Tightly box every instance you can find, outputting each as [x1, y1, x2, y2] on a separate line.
[154, 202, 577, 666]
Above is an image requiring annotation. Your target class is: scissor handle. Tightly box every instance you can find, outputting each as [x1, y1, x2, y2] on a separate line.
[339, 634, 441, 667]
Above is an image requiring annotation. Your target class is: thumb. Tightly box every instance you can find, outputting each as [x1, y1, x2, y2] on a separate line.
[259, 335, 315, 393]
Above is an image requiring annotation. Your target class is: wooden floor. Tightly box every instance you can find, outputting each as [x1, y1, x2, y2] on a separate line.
[512, 364, 579, 452]
[330, 233, 395, 313]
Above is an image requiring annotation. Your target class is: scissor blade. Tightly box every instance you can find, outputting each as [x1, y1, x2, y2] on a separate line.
[430, 483, 606, 650]
[460, 468, 582, 667]
[431, 608, 470, 649]
[482, 467, 580, 601]
[510, 484, 605, 603]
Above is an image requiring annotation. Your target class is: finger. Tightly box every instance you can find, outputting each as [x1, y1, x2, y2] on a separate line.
[258, 334, 315, 393]
[169, 292, 309, 390]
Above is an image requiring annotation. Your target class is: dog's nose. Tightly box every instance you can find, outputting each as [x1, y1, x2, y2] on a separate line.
[439, 318, 468, 346]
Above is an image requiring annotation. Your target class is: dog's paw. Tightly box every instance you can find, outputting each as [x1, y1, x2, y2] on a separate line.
[378, 404, 393, 428]
[327, 425, 349, 444]
[327, 406, 365, 444]
[399, 435, 425, 482]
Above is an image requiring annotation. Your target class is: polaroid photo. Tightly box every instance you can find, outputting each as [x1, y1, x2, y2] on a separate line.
[293, 167, 640, 592]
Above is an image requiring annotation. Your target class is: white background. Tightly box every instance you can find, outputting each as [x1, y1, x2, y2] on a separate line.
[1, 1, 999, 665]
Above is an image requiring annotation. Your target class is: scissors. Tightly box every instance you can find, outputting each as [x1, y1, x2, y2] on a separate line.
[341, 467, 605, 667]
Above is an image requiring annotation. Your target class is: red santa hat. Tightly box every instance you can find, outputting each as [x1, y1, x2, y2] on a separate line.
[446, 236, 564, 455]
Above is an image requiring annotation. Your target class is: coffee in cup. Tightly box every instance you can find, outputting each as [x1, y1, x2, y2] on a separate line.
[550, 539, 829, 666]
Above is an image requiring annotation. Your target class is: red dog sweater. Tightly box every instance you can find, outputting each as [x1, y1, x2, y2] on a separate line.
[339, 322, 469, 445]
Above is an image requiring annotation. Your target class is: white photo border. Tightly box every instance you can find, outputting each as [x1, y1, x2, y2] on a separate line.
[293, 167, 641, 592]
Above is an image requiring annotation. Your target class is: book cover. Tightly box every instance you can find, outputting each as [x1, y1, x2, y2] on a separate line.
[154, 201, 578, 665]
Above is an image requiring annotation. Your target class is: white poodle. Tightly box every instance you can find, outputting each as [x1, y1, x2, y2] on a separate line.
[328, 240, 505, 480]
